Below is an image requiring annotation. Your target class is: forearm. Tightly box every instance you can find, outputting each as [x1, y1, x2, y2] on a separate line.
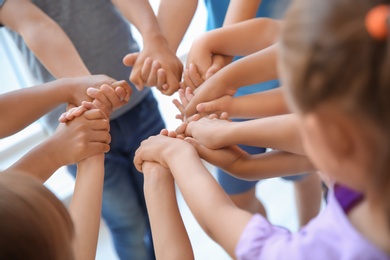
[211, 45, 278, 93]
[228, 150, 315, 181]
[224, 0, 262, 25]
[157, 0, 198, 52]
[227, 114, 305, 155]
[0, 79, 71, 138]
[4, 137, 62, 182]
[197, 18, 281, 57]
[70, 154, 104, 260]
[2, 0, 90, 78]
[112, 0, 166, 45]
[144, 167, 194, 260]
[165, 146, 252, 257]
[230, 88, 289, 118]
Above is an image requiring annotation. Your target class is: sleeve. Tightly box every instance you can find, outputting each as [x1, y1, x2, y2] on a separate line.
[235, 214, 292, 260]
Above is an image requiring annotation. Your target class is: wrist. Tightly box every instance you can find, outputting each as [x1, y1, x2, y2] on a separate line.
[143, 32, 169, 47]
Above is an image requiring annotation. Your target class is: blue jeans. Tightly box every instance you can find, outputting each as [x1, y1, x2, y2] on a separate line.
[68, 91, 164, 260]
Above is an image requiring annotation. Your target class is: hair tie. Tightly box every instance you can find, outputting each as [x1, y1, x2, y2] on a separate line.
[365, 5, 389, 40]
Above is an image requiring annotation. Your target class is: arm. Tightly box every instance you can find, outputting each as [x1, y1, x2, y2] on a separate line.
[0, 0, 90, 78]
[5, 107, 110, 182]
[224, 0, 262, 25]
[143, 162, 194, 260]
[184, 139, 315, 180]
[70, 154, 104, 260]
[186, 114, 305, 155]
[134, 135, 253, 258]
[185, 44, 278, 117]
[116, 0, 183, 95]
[195, 87, 289, 118]
[0, 75, 125, 138]
[157, 0, 198, 53]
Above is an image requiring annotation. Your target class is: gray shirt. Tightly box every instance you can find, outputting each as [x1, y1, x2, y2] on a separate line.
[8, 0, 149, 132]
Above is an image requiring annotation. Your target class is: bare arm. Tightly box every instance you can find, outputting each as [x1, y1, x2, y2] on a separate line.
[157, 0, 198, 52]
[5, 107, 110, 182]
[224, 0, 262, 25]
[134, 136, 253, 258]
[143, 162, 194, 260]
[185, 44, 278, 117]
[0, 0, 90, 78]
[186, 114, 304, 155]
[70, 154, 104, 260]
[115, 0, 183, 95]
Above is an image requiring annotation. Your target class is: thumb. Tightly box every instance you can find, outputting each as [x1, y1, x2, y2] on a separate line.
[184, 137, 212, 160]
[123, 52, 140, 67]
[196, 99, 222, 114]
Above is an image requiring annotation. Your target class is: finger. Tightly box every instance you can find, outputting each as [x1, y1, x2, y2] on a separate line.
[66, 103, 77, 111]
[162, 72, 180, 96]
[90, 118, 110, 131]
[112, 80, 132, 102]
[183, 69, 196, 91]
[220, 112, 229, 120]
[183, 137, 210, 158]
[175, 114, 184, 121]
[167, 131, 177, 138]
[147, 60, 161, 88]
[178, 89, 189, 108]
[133, 151, 144, 173]
[160, 129, 169, 136]
[175, 122, 187, 135]
[156, 68, 167, 92]
[129, 65, 144, 91]
[86, 142, 111, 155]
[208, 113, 218, 119]
[141, 57, 154, 84]
[172, 99, 185, 117]
[89, 130, 111, 144]
[188, 63, 204, 87]
[100, 84, 124, 108]
[58, 113, 68, 123]
[81, 101, 95, 110]
[83, 108, 108, 120]
[185, 87, 194, 103]
[123, 52, 140, 67]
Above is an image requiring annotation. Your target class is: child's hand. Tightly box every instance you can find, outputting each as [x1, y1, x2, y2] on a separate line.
[59, 102, 94, 123]
[87, 80, 132, 118]
[52, 107, 110, 166]
[123, 41, 183, 95]
[184, 113, 231, 150]
[182, 63, 205, 91]
[184, 75, 237, 118]
[173, 87, 194, 122]
[134, 135, 194, 173]
[184, 137, 247, 174]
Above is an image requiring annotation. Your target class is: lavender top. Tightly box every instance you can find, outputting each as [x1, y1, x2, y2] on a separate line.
[235, 185, 389, 260]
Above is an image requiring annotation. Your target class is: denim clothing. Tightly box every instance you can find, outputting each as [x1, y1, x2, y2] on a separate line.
[68, 92, 164, 260]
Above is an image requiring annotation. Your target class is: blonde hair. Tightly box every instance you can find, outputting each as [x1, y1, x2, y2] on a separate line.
[280, 0, 390, 228]
[0, 172, 74, 259]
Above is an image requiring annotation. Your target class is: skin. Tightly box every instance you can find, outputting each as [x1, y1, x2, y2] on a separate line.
[143, 162, 194, 260]
[0, 0, 90, 77]
[117, 0, 183, 95]
[0, 75, 130, 138]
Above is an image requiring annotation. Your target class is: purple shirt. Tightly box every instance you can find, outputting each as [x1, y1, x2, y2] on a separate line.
[235, 185, 389, 260]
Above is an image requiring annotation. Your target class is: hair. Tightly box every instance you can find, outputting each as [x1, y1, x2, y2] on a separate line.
[280, 0, 390, 229]
[0, 172, 74, 259]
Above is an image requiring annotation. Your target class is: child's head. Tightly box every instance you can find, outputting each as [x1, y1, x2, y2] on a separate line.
[279, 0, 390, 215]
[0, 172, 74, 259]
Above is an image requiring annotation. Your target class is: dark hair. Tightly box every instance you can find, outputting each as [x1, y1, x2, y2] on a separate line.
[0, 172, 74, 259]
[280, 0, 390, 228]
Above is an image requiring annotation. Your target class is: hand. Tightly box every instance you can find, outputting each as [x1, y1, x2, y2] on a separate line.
[123, 40, 183, 95]
[182, 63, 205, 91]
[87, 80, 132, 118]
[204, 54, 233, 79]
[184, 114, 231, 150]
[196, 95, 235, 116]
[172, 87, 194, 121]
[59, 101, 94, 123]
[66, 75, 118, 106]
[184, 137, 247, 174]
[184, 74, 237, 118]
[134, 134, 194, 173]
[51, 107, 111, 166]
